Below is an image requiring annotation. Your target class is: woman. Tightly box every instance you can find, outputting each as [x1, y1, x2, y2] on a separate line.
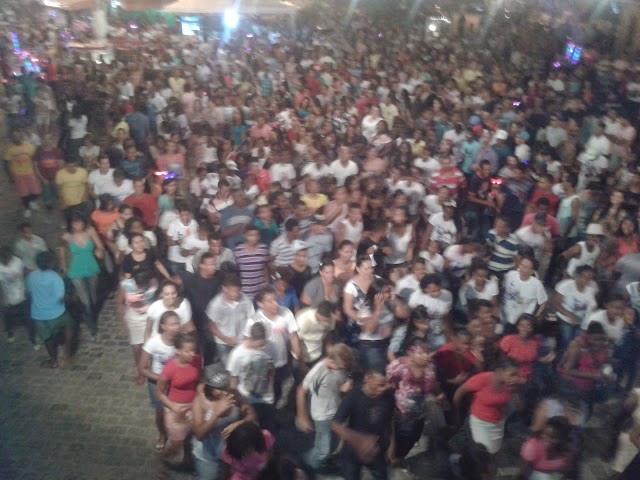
[118, 269, 159, 376]
[324, 186, 349, 233]
[559, 321, 615, 410]
[158, 178, 178, 219]
[156, 139, 186, 182]
[499, 313, 544, 383]
[453, 360, 521, 457]
[115, 216, 158, 264]
[408, 274, 453, 348]
[300, 260, 339, 308]
[157, 332, 202, 462]
[386, 338, 438, 461]
[333, 240, 356, 286]
[192, 364, 255, 480]
[138, 311, 180, 450]
[145, 281, 195, 341]
[554, 264, 598, 349]
[59, 213, 105, 341]
[591, 189, 629, 236]
[361, 105, 383, 143]
[204, 179, 234, 225]
[616, 218, 640, 259]
[370, 120, 393, 156]
[394, 141, 413, 171]
[221, 421, 275, 480]
[388, 305, 431, 362]
[520, 416, 573, 480]
[121, 232, 173, 281]
[341, 255, 375, 348]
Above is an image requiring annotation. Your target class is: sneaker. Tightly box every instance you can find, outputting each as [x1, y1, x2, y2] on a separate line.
[29, 201, 40, 211]
[23, 209, 31, 218]
[89, 333, 97, 342]
[32, 342, 41, 351]
[7, 334, 15, 343]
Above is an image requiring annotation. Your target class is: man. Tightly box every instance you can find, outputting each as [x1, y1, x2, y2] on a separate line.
[498, 163, 533, 231]
[33, 133, 64, 208]
[206, 273, 254, 365]
[191, 231, 236, 272]
[429, 156, 466, 199]
[304, 216, 334, 274]
[465, 159, 496, 240]
[243, 287, 303, 405]
[126, 102, 151, 151]
[544, 114, 568, 149]
[295, 300, 336, 368]
[486, 216, 520, 281]
[55, 157, 89, 220]
[472, 131, 499, 174]
[4, 130, 41, 217]
[501, 256, 548, 332]
[458, 130, 480, 175]
[270, 218, 300, 268]
[521, 197, 560, 237]
[99, 168, 134, 206]
[26, 251, 73, 368]
[0, 246, 37, 348]
[515, 213, 554, 281]
[166, 202, 198, 275]
[329, 146, 359, 187]
[87, 156, 115, 201]
[233, 225, 270, 298]
[331, 368, 394, 480]
[219, 191, 253, 249]
[124, 179, 158, 230]
[120, 144, 148, 181]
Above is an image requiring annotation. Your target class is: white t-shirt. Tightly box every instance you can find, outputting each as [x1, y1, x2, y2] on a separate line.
[68, 115, 88, 139]
[167, 219, 198, 263]
[515, 225, 548, 250]
[501, 270, 548, 324]
[301, 163, 331, 180]
[422, 194, 443, 216]
[408, 289, 453, 339]
[395, 273, 421, 300]
[227, 342, 277, 404]
[88, 168, 115, 194]
[243, 309, 299, 368]
[100, 179, 135, 203]
[554, 279, 597, 327]
[585, 309, 624, 344]
[0, 256, 26, 306]
[414, 157, 441, 178]
[116, 230, 157, 255]
[418, 251, 445, 273]
[429, 212, 457, 245]
[329, 160, 359, 187]
[180, 235, 209, 273]
[269, 163, 296, 190]
[146, 298, 193, 335]
[142, 334, 176, 375]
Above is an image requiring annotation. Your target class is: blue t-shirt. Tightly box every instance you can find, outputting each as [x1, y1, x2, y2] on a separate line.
[26, 270, 65, 321]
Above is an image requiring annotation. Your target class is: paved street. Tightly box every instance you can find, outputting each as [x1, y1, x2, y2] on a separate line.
[0, 165, 623, 480]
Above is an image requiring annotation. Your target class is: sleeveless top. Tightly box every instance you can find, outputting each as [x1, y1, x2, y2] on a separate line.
[557, 193, 579, 238]
[566, 241, 601, 277]
[387, 225, 413, 265]
[341, 219, 363, 245]
[67, 238, 100, 279]
[559, 334, 608, 392]
[192, 401, 241, 462]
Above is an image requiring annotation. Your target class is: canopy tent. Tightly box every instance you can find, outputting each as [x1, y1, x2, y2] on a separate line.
[41, 0, 94, 11]
[122, 0, 299, 15]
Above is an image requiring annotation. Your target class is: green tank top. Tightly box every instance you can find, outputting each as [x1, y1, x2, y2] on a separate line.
[67, 238, 100, 279]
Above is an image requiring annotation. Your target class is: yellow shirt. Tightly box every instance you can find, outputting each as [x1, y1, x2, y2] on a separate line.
[301, 193, 328, 212]
[111, 120, 130, 138]
[55, 167, 88, 206]
[4, 142, 36, 175]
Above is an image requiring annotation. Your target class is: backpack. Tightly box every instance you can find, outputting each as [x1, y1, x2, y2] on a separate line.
[243, 355, 275, 398]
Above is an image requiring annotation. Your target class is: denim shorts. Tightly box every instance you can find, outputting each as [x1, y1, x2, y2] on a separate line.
[147, 380, 162, 410]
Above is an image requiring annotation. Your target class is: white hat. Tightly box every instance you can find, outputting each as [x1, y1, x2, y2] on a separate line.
[495, 129, 508, 141]
[585, 223, 604, 236]
[291, 240, 310, 254]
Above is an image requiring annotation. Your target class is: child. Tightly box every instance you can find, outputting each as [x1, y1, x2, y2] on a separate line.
[295, 344, 355, 472]
[221, 421, 275, 480]
[520, 416, 573, 480]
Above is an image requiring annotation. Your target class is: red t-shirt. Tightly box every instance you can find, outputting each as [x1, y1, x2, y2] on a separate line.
[464, 372, 512, 423]
[499, 334, 540, 380]
[433, 343, 476, 382]
[528, 190, 560, 216]
[33, 147, 64, 181]
[124, 193, 158, 229]
[161, 355, 202, 403]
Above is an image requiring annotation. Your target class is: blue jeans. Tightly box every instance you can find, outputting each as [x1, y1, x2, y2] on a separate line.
[464, 209, 492, 241]
[560, 321, 582, 352]
[194, 456, 219, 480]
[359, 340, 388, 372]
[71, 275, 98, 335]
[305, 419, 335, 469]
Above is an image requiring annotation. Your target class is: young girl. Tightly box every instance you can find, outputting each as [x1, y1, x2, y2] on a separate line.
[520, 416, 573, 480]
[145, 281, 194, 342]
[157, 333, 202, 463]
[139, 311, 180, 450]
[221, 421, 275, 480]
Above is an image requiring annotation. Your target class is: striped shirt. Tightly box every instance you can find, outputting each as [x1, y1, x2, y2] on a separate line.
[233, 243, 270, 298]
[486, 229, 519, 273]
[270, 235, 296, 267]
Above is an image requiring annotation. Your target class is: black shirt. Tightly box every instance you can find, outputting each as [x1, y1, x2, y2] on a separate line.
[122, 250, 157, 276]
[180, 271, 222, 331]
[467, 174, 491, 213]
[333, 388, 394, 450]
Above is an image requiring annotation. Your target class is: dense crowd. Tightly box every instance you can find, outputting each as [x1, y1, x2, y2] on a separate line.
[2, 1, 640, 479]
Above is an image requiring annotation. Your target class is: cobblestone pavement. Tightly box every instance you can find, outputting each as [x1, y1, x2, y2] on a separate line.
[0, 164, 622, 480]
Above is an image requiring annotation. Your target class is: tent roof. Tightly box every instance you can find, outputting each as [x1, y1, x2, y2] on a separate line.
[162, 0, 298, 15]
[41, 0, 94, 11]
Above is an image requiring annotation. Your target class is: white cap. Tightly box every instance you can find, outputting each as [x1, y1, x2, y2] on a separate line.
[495, 129, 508, 141]
[585, 223, 604, 236]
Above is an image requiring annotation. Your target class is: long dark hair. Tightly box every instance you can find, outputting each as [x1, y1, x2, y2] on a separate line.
[398, 305, 430, 357]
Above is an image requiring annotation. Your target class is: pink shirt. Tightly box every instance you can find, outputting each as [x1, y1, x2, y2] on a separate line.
[222, 430, 275, 480]
[520, 437, 568, 472]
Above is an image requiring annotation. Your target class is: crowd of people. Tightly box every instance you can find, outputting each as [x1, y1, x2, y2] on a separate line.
[2, 0, 640, 479]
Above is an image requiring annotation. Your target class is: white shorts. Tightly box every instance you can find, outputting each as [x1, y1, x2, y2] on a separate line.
[125, 308, 148, 345]
[469, 414, 505, 455]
